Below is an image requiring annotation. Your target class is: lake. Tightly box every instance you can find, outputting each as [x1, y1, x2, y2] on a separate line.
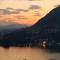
[0, 47, 60, 60]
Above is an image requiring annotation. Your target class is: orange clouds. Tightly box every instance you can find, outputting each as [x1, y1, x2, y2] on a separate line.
[0, 8, 43, 25]
[0, 0, 60, 26]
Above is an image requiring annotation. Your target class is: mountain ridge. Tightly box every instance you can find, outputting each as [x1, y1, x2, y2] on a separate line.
[3, 6, 60, 40]
[0, 6, 60, 47]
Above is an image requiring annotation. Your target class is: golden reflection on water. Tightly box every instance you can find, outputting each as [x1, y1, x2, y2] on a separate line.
[0, 47, 60, 60]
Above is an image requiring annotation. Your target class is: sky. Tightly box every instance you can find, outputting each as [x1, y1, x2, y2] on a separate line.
[0, 0, 60, 25]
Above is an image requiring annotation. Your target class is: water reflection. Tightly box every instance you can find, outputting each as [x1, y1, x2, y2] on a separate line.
[0, 47, 60, 60]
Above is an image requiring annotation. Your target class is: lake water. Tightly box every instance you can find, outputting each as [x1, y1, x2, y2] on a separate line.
[0, 47, 60, 60]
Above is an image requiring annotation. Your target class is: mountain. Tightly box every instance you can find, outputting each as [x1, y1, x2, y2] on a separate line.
[33, 6, 60, 30]
[0, 23, 28, 36]
[1, 6, 60, 47]
[31, 6, 60, 40]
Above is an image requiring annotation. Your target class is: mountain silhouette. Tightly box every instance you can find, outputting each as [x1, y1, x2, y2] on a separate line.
[31, 6, 60, 39]
[1, 6, 60, 47]
[33, 6, 60, 30]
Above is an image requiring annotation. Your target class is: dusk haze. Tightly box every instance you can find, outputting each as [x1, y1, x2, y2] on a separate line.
[0, 0, 60, 60]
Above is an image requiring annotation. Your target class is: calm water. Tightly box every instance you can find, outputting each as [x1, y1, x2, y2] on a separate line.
[0, 47, 60, 60]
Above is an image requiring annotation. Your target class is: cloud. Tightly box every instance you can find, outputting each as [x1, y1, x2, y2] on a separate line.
[29, 5, 41, 10]
[0, 5, 41, 15]
[0, 8, 20, 15]
[0, 7, 29, 15]
[34, 12, 40, 16]
[16, 9, 28, 12]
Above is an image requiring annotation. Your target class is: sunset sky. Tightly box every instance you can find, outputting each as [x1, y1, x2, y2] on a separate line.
[0, 0, 60, 26]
